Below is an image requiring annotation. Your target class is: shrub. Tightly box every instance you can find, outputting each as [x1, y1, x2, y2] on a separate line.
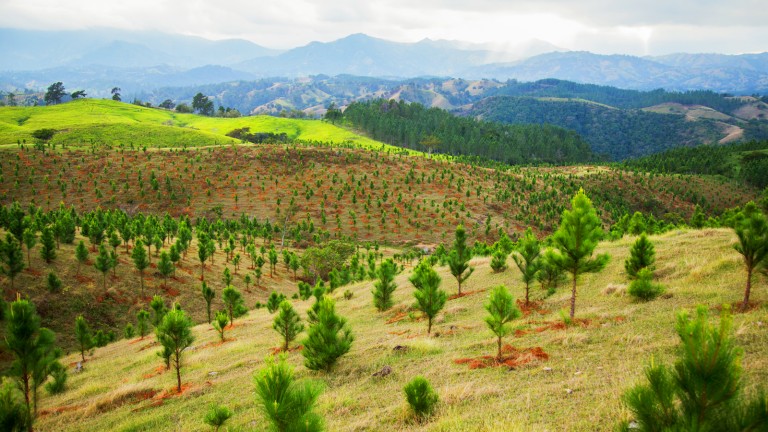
[44, 362, 67, 395]
[203, 404, 232, 432]
[302, 297, 353, 371]
[266, 291, 287, 314]
[404, 376, 439, 419]
[489, 249, 508, 272]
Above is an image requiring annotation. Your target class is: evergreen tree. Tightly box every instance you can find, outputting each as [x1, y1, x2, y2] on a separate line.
[198, 235, 210, 281]
[155, 308, 195, 393]
[0, 234, 25, 290]
[447, 225, 474, 295]
[39, 226, 56, 263]
[45, 272, 61, 293]
[732, 202, 768, 311]
[93, 244, 112, 291]
[73, 315, 93, 363]
[201, 282, 215, 323]
[625, 233, 656, 280]
[75, 240, 88, 276]
[136, 309, 150, 338]
[212, 311, 229, 342]
[3, 299, 58, 425]
[619, 305, 768, 431]
[149, 295, 168, 326]
[0, 377, 30, 432]
[21, 228, 36, 268]
[222, 267, 233, 286]
[169, 244, 180, 277]
[490, 249, 508, 273]
[254, 356, 324, 432]
[404, 376, 439, 419]
[547, 190, 610, 319]
[157, 251, 174, 288]
[273, 300, 304, 352]
[512, 228, 541, 306]
[267, 291, 287, 314]
[410, 261, 446, 336]
[132, 239, 149, 296]
[268, 248, 278, 277]
[221, 285, 245, 325]
[203, 404, 232, 432]
[484, 285, 522, 359]
[372, 258, 398, 312]
[536, 254, 567, 294]
[302, 297, 353, 371]
[627, 268, 665, 301]
[290, 254, 300, 280]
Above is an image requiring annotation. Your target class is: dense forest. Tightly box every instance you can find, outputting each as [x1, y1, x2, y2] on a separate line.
[623, 140, 768, 188]
[341, 99, 596, 165]
[469, 96, 723, 160]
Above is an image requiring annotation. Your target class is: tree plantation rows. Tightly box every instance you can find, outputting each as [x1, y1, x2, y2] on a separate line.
[2, 186, 768, 430]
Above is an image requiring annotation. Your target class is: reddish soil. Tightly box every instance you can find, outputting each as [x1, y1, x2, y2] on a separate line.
[269, 345, 303, 355]
[385, 311, 411, 324]
[388, 330, 410, 336]
[74, 274, 94, 284]
[198, 338, 237, 350]
[142, 365, 167, 379]
[448, 289, 484, 301]
[516, 299, 550, 317]
[39, 404, 83, 417]
[454, 345, 549, 370]
[23, 268, 43, 276]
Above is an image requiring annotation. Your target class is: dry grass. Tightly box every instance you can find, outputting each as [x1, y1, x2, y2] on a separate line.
[34, 228, 768, 431]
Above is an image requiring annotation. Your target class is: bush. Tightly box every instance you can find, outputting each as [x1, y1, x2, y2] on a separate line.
[46, 272, 62, 293]
[489, 250, 508, 272]
[302, 297, 353, 371]
[627, 268, 665, 301]
[44, 362, 67, 394]
[266, 291, 287, 314]
[404, 376, 439, 419]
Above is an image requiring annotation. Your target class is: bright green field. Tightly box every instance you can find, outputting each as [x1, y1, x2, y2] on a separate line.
[0, 99, 399, 151]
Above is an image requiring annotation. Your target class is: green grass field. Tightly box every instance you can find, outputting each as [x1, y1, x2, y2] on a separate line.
[33, 229, 768, 431]
[0, 99, 401, 151]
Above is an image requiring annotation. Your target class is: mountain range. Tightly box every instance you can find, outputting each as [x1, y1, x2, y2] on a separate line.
[1, 28, 767, 96]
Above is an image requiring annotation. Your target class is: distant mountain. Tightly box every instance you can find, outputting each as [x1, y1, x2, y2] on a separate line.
[465, 51, 768, 93]
[0, 28, 279, 70]
[236, 33, 499, 78]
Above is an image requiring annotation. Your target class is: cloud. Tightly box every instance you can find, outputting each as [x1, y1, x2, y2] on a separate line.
[0, 0, 766, 54]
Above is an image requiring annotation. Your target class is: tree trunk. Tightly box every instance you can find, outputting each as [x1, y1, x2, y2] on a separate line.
[525, 281, 530, 306]
[742, 266, 753, 312]
[570, 271, 578, 320]
[457, 276, 462, 296]
[139, 271, 144, 297]
[497, 336, 502, 360]
[427, 317, 432, 336]
[175, 355, 182, 393]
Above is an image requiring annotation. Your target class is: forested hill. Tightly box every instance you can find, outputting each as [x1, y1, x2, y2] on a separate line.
[469, 96, 724, 160]
[623, 140, 768, 189]
[341, 99, 596, 165]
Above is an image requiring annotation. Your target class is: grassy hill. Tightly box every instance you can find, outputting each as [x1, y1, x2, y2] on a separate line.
[33, 228, 768, 431]
[0, 99, 396, 151]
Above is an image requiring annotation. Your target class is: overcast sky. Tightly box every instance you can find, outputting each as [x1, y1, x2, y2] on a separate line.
[1, 0, 766, 55]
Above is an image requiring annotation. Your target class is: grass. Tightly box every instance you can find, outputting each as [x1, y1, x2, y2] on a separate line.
[33, 228, 768, 431]
[0, 99, 402, 152]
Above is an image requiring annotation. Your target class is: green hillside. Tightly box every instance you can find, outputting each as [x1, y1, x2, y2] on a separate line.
[0, 99, 395, 151]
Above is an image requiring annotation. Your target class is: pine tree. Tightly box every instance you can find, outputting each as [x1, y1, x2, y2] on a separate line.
[169, 244, 180, 277]
[627, 268, 665, 301]
[268, 247, 278, 277]
[512, 228, 541, 306]
[273, 300, 304, 351]
[302, 296, 353, 371]
[404, 376, 439, 419]
[157, 251, 174, 289]
[0, 234, 25, 290]
[212, 311, 228, 342]
[198, 234, 210, 281]
[490, 249, 508, 273]
[73, 315, 93, 363]
[94, 244, 112, 291]
[39, 226, 56, 264]
[0, 376, 30, 431]
[625, 233, 656, 280]
[45, 272, 62, 293]
[201, 282, 215, 323]
[21, 228, 36, 269]
[484, 285, 522, 359]
[75, 240, 88, 276]
[254, 356, 324, 432]
[132, 239, 149, 296]
[290, 254, 300, 280]
[203, 404, 232, 432]
[155, 308, 195, 393]
[547, 189, 610, 319]
[619, 305, 768, 431]
[221, 285, 245, 325]
[4, 299, 58, 425]
[732, 202, 768, 311]
[149, 295, 168, 326]
[447, 225, 474, 295]
[136, 309, 150, 339]
[372, 258, 398, 312]
[267, 291, 287, 314]
[410, 260, 446, 336]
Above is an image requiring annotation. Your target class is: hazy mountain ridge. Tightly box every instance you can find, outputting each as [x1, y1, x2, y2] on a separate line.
[2, 29, 767, 95]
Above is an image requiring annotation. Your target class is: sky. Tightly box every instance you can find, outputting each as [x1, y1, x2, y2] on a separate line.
[1, 0, 767, 55]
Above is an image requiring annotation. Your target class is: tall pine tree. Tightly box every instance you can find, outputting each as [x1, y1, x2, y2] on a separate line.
[447, 225, 474, 295]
